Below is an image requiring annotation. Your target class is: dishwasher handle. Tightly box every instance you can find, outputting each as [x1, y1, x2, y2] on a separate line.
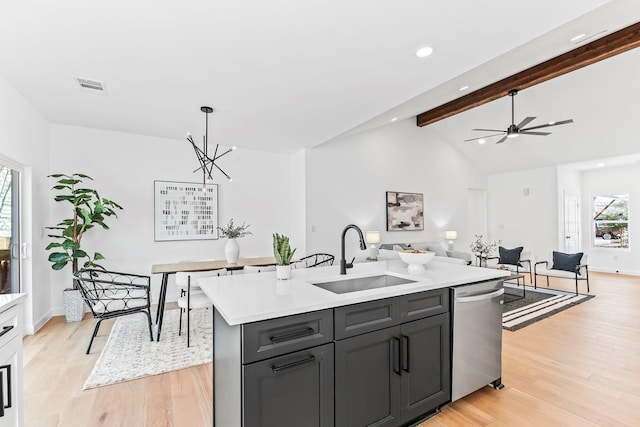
[455, 288, 504, 303]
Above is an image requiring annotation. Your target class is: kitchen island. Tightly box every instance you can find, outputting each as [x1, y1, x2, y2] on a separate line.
[198, 259, 510, 427]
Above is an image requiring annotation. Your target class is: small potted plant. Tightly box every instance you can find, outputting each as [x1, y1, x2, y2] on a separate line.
[469, 234, 500, 267]
[217, 219, 252, 263]
[45, 173, 123, 322]
[273, 233, 296, 280]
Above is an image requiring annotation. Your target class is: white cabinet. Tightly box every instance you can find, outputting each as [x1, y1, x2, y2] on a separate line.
[0, 296, 24, 427]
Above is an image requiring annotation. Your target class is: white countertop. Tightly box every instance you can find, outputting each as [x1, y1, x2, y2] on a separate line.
[198, 260, 511, 326]
[0, 293, 27, 312]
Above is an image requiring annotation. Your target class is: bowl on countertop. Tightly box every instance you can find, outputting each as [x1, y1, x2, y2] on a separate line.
[397, 250, 436, 271]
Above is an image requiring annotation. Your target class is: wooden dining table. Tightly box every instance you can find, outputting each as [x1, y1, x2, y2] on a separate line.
[151, 256, 277, 341]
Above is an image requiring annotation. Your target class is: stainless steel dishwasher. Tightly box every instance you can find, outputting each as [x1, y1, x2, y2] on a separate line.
[451, 279, 504, 401]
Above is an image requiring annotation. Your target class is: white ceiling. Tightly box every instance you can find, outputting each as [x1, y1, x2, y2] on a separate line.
[0, 0, 639, 173]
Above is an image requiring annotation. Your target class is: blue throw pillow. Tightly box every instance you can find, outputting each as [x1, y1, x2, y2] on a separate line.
[552, 251, 583, 275]
[498, 246, 523, 266]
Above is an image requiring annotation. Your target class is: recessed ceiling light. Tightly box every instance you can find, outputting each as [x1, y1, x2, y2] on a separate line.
[75, 77, 107, 94]
[478, 139, 486, 145]
[459, 85, 469, 91]
[596, 163, 605, 167]
[391, 117, 398, 122]
[570, 33, 587, 42]
[416, 46, 434, 58]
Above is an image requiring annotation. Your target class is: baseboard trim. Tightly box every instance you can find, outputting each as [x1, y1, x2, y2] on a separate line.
[590, 267, 640, 276]
[25, 310, 53, 335]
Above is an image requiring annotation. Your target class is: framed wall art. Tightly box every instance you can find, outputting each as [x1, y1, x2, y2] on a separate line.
[386, 191, 424, 231]
[154, 180, 219, 241]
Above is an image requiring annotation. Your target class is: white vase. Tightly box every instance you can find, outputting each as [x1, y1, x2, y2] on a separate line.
[276, 264, 292, 280]
[225, 238, 240, 264]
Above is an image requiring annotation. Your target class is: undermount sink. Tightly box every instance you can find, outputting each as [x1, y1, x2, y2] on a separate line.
[311, 275, 417, 294]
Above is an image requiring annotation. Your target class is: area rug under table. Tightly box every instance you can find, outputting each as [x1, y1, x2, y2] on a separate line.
[502, 284, 594, 331]
[83, 309, 212, 389]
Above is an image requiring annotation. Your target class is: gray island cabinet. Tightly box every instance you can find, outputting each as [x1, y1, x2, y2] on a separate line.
[214, 288, 450, 427]
[200, 260, 510, 427]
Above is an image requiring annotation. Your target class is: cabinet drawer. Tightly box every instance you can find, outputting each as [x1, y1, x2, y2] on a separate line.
[243, 343, 334, 427]
[399, 288, 449, 323]
[0, 305, 20, 347]
[334, 297, 400, 340]
[242, 309, 333, 364]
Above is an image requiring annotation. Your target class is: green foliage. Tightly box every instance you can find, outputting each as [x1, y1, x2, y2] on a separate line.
[273, 233, 296, 265]
[469, 234, 501, 257]
[45, 173, 123, 274]
[217, 218, 252, 238]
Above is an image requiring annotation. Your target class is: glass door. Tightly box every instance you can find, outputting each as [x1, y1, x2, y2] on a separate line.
[0, 166, 19, 294]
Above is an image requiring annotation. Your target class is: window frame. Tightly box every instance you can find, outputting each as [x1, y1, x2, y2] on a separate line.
[591, 193, 630, 250]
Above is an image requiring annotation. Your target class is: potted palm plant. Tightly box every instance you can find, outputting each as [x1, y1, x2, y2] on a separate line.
[273, 233, 296, 280]
[45, 173, 123, 322]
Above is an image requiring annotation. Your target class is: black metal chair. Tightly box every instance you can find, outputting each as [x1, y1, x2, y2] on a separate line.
[72, 269, 154, 354]
[293, 253, 335, 268]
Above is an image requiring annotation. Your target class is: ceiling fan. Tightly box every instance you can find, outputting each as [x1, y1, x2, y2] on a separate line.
[465, 89, 573, 144]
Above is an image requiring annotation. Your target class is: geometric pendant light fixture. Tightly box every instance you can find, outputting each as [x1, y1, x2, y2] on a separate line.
[187, 106, 235, 190]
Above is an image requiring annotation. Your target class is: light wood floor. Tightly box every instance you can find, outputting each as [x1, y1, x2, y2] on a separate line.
[24, 272, 640, 426]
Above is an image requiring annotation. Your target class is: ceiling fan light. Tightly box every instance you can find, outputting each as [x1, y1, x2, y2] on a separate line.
[507, 133, 519, 138]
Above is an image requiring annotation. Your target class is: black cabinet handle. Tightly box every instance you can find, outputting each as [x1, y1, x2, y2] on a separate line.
[271, 354, 316, 373]
[390, 337, 401, 375]
[0, 365, 10, 412]
[0, 325, 14, 339]
[0, 371, 3, 417]
[402, 335, 410, 373]
[269, 327, 315, 343]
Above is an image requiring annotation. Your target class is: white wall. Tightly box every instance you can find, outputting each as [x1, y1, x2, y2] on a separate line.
[581, 163, 640, 275]
[290, 149, 307, 257]
[487, 166, 558, 261]
[48, 124, 293, 313]
[305, 118, 487, 259]
[0, 75, 51, 334]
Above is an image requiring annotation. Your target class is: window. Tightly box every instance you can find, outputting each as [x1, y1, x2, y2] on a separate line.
[0, 165, 20, 293]
[592, 194, 629, 249]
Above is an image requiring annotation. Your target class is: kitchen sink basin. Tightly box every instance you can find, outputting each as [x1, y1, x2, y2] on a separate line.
[311, 275, 417, 294]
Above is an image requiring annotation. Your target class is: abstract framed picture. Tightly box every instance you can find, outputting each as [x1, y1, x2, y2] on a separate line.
[154, 180, 219, 241]
[386, 191, 424, 231]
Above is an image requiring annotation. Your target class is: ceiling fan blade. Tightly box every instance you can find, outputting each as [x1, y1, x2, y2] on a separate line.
[495, 135, 509, 144]
[464, 133, 506, 142]
[472, 128, 505, 133]
[520, 131, 552, 136]
[522, 119, 574, 131]
[516, 116, 536, 129]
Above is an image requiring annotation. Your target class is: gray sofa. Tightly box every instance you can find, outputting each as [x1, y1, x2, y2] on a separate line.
[377, 241, 472, 265]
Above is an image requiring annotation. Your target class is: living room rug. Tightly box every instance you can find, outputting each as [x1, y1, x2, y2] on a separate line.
[502, 284, 594, 331]
[83, 309, 212, 389]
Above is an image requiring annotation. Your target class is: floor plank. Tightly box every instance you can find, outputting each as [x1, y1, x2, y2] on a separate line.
[23, 272, 640, 426]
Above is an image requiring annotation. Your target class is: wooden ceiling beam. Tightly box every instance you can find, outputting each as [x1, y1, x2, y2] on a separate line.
[416, 21, 640, 127]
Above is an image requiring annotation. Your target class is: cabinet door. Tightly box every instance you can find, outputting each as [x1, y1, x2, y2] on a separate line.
[335, 326, 401, 427]
[0, 335, 21, 427]
[400, 313, 450, 423]
[243, 343, 334, 427]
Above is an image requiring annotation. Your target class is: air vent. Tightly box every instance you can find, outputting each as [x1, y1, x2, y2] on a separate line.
[75, 77, 107, 94]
